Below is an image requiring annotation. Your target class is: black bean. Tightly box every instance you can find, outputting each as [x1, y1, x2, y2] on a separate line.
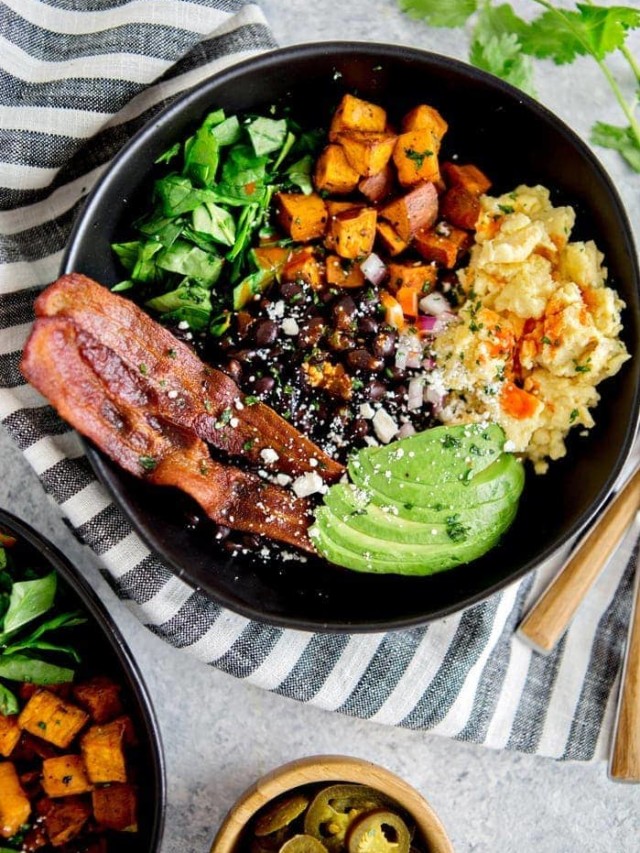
[224, 358, 243, 383]
[358, 316, 379, 336]
[348, 418, 370, 440]
[298, 317, 326, 348]
[254, 319, 278, 347]
[215, 525, 231, 541]
[373, 329, 397, 359]
[332, 295, 357, 330]
[366, 379, 387, 402]
[385, 365, 406, 383]
[280, 281, 302, 301]
[253, 376, 275, 395]
[346, 349, 384, 373]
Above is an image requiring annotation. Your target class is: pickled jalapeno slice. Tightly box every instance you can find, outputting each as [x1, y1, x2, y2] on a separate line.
[255, 794, 311, 837]
[346, 809, 411, 853]
[279, 835, 331, 853]
[303, 785, 395, 852]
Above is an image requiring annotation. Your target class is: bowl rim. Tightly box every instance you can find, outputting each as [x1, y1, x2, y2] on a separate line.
[62, 41, 640, 632]
[0, 507, 167, 852]
[210, 754, 454, 853]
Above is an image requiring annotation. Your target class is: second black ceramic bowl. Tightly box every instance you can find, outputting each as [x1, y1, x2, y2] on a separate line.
[0, 508, 166, 850]
[62, 43, 640, 631]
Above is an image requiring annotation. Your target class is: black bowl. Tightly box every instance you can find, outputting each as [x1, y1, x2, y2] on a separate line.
[62, 42, 640, 632]
[0, 508, 166, 850]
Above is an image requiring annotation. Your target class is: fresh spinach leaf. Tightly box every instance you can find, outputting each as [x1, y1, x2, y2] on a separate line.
[155, 241, 224, 285]
[0, 654, 74, 684]
[1, 572, 56, 636]
[286, 155, 315, 195]
[247, 116, 288, 156]
[211, 115, 242, 146]
[192, 202, 236, 246]
[0, 682, 18, 716]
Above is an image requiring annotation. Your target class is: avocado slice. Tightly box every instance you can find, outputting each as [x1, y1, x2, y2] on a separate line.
[311, 422, 524, 576]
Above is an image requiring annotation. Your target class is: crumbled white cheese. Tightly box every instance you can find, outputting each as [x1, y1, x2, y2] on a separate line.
[309, 458, 318, 468]
[260, 447, 280, 465]
[178, 320, 190, 330]
[276, 473, 292, 486]
[372, 408, 399, 444]
[268, 300, 286, 319]
[504, 440, 516, 452]
[292, 471, 327, 497]
[359, 402, 375, 420]
[230, 417, 239, 428]
[282, 317, 299, 336]
[167, 390, 178, 400]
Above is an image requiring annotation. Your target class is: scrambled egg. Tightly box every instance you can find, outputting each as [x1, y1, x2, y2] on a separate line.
[431, 185, 629, 473]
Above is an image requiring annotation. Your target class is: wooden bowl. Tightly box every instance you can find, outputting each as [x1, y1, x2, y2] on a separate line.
[211, 755, 454, 853]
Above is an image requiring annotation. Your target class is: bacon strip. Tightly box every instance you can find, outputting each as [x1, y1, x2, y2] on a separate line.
[36, 274, 344, 482]
[21, 317, 313, 552]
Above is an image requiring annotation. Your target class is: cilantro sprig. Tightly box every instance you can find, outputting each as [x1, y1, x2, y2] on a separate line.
[398, 0, 640, 171]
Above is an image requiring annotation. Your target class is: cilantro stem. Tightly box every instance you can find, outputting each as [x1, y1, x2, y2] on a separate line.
[620, 43, 640, 87]
[532, 0, 640, 152]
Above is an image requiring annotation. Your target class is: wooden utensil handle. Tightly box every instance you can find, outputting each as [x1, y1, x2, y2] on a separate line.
[518, 466, 640, 654]
[609, 566, 640, 782]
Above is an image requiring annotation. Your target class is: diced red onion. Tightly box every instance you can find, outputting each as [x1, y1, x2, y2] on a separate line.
[433, 311, 455, 333]
[397, 422, 416, 439]
[417, 315, 438, 333]
[420, 292, 449, 315]
[407, 377, 424, 410]
[360, 252, 387, 286]
[396, 333, 423, 369]
[424, 385, 445, 412]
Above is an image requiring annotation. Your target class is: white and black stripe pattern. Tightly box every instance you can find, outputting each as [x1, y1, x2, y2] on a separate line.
[0, 0, 637, 760]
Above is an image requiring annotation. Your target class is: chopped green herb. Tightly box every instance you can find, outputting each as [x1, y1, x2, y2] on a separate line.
[138, 455, 157, 472]
[404, 146, 433, 167]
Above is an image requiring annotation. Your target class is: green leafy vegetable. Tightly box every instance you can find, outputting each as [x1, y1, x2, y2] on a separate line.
[398, 0, 477, 27]
[0, 654, 74, 685]
[0, 542, 86, 712]
[0, 682, 18, 715]
[112, 106, 322, 336]
[397, 0, 640, 172]
[1, 572, 57, 637]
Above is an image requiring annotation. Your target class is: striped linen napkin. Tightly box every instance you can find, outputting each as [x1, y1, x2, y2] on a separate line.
[1, 0, 637, 761]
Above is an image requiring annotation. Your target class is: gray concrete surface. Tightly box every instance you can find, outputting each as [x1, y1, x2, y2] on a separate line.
[2, 1, 639, 851]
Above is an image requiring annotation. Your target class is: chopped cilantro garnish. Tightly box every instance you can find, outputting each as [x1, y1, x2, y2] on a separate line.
[139, 455, 157, 472]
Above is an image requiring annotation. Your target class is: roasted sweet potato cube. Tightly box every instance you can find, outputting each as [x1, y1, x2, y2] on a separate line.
[313, 144, 360, 194]
[0, 762, 31, 839]
[81, 720, 127, 784]
[40, 796, 91, 847]
[303, 361, 352, 400]
[440, 185, 481, 230]
[336, 130, 397, 178]
[401, 104, 448, 142]
[92, 783, 138, 831]
[324, 202, 362, 251]
[325, 255, 365, 288]
[73, 677, 124, 725]
[358, 164, 395, 203]
[275, 192, 327, 241]
[379, 182, 438, 242]
[19, 689, 89, 749]
[252, 245, 290, 274]
[387, 262, 438, 294]
[0, 714, 21, 757]
[329, 94, 387, 141]
[375, 221, 408, 257]
[393, 131, 441, 186]
[325, 200, 361, 217]
[441, 162, 492, 195]
[42, 755, 93, 798]
[110, 715, 137, 748]
[414, 225, 471, 268]
[282, 246, 323, 288]
[329, 207, 377, 259]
